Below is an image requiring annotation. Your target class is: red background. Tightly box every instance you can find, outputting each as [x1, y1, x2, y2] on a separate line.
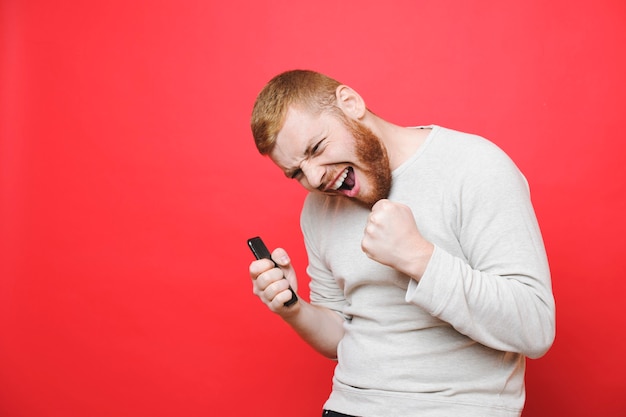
[1, 1, 625, 416]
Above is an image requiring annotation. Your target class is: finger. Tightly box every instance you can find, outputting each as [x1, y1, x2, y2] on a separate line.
[370, 198, 388, 211]
[255, 267, 284, 290]
[264, 278, 291, 301]
[249, 258, 277, 279]
[270, 285, 297, 310]
[367, 204, 387, 227]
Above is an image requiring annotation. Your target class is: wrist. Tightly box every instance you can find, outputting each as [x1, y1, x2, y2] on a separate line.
[404, 241, 434, 281]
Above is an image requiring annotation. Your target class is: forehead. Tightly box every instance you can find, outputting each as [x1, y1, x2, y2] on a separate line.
[270, 106, 325, 167]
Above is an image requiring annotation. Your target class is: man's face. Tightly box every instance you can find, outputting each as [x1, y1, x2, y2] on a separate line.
[270, 106, 391, 208]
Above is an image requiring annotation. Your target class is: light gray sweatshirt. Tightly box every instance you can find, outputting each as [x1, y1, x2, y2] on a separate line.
[301, 126, 555, 417]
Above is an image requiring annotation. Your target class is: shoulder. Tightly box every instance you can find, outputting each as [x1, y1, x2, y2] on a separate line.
[430, 127, 521, 176]
[435, 127, 508, 157]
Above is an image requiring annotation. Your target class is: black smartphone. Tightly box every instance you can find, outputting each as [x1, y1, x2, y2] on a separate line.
[247, 236, 298, 307]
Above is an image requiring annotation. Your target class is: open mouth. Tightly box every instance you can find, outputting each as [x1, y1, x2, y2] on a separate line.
[329, 167, 355, 191]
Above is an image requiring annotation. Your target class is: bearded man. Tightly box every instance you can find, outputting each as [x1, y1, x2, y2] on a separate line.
[248, 69, 555, 417]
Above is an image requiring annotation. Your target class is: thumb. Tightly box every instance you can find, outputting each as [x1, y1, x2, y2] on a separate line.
[271, 247, 291, 267]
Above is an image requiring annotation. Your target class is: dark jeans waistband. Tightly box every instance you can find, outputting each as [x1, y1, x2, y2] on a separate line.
[323, 410, 358, 417]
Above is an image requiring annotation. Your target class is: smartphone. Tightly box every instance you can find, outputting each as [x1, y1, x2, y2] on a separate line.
[247, 236, 298, 307]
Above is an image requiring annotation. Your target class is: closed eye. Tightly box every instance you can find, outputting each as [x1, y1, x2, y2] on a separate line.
[311, 139, 324, 155]
[285, 138, 325, 180]
[288, 168, 302, 180]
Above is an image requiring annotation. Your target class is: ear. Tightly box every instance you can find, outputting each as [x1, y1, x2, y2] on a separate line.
[335, 85, 366, 120]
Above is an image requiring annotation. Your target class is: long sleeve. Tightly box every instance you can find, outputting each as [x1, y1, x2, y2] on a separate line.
[406, 135, 555, 358]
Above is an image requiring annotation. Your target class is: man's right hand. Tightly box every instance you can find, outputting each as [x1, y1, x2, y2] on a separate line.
[248, 247, 344, 359]
[249, 248, 299, 315]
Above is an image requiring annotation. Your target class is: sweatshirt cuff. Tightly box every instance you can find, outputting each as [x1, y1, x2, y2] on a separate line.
[405, 244, 449, 313]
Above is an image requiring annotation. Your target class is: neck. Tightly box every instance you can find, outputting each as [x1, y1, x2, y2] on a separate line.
[367, 115, 430, 170]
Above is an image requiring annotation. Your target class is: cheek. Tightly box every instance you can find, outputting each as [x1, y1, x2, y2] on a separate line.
[328, 141, 357, 163]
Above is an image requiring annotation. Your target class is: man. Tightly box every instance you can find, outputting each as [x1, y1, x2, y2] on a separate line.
[248, 69, 555, 417]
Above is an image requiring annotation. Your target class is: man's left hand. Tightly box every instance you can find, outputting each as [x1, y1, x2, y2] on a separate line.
[361, 199, 434, 280]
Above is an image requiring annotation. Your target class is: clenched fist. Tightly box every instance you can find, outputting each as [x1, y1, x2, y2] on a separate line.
[361, 199, 434, 280]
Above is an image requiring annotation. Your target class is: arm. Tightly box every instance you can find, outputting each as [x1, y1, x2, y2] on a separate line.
[282, 300, 345, 359]
[249, 248, 345, 359]
[362, 155, 555, 358]
[409, 244, 554, 359]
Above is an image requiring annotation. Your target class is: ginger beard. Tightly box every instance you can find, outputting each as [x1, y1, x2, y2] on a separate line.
[344, 118, 392, 208]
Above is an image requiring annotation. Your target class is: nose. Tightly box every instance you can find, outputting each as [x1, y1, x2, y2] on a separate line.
[300, 161, 325, 190]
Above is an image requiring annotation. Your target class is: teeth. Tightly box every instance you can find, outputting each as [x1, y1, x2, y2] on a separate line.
[331, 168, 349, 190]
